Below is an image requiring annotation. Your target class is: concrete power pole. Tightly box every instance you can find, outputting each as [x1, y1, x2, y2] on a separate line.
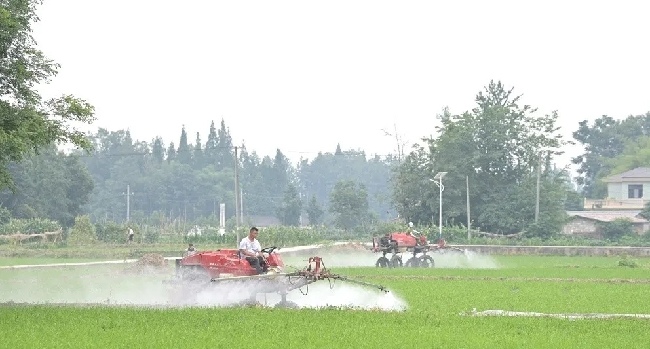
[127, 184, 130, 222]
[124, 184, 134, 223]
[535, 153, 542, 223]
[234, 146, 241, 244]
[466, 176, 471, 240]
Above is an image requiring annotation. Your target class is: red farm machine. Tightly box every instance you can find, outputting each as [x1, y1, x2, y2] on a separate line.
[371, 230, 467, 268]
[165, 246, 389, 308]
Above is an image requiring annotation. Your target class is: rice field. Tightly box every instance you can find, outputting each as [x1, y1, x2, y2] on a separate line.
[2, 248, 650, 348]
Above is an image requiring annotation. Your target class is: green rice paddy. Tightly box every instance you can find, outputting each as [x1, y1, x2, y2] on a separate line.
[1, 253, 650, 348]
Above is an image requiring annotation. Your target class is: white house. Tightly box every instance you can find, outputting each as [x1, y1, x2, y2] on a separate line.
[583, 167, 650, 210]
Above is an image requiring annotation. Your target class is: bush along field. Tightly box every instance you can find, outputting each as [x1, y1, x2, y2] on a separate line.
[3, 218, 650, 261]
[2, 253, 650, 349]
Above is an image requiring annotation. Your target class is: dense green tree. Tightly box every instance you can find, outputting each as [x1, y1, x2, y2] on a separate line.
[329, 180, 370, 229]
[393, 81, 570, 235]
[603, 136, 650, 178]
[276, 183, 302, 226]
[238, 144, 271, 216]
[298, 147, 395, 221]
[0, 0, 95, 188]
[565, 190, 584, 211]
[215, 119, 233, 170]
[255, 149, 291, 215]
[205, 120, 218, 164]
[572, 113, 650, 198]
[166, 142, 176, 163]
[272, 149, 290, 190]
[193, 132, 203, 167]
[306, 194, 324, 226]
[0, 206, 10, 224]
[152, 137, 165, 164]
[177, 126, 191, 164]
[0, 146, 94, 226]
[391, 144, 435, 224]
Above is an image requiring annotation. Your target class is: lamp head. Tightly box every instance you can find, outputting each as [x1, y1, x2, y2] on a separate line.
[433, 171, 448, 180]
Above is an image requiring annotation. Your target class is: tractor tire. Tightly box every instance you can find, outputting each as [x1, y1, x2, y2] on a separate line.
[389, 255, 403, 268]
[419, 255, 435, 268]
[375, 256, 390, 268]
[405, 257, 419, 268]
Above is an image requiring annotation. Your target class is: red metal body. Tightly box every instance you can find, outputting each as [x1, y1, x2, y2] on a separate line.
[167, 247, 388, 307]
[371, 231, 466, 268]
[180, 248, 285, 278]
[371, 232, 421, 252]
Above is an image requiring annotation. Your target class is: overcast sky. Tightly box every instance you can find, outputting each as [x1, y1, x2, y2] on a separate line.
[32, 0, 649, 170]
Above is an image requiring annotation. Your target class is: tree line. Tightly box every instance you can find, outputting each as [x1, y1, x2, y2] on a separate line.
[3, 1, 650, 238]
[0, 119, 397, 229]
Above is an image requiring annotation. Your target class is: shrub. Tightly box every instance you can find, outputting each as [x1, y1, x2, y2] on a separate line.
[597, 218, 635, 241]
[618, 255, 638, 268]
[143, 226, 160, 243]
[95, 221, 128, 243]
[0, 218, 61, 235]
[67, 216, 96, 245]
[0, 207, 11, 225]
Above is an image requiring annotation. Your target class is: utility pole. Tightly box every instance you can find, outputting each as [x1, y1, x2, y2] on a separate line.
[299, 191, 303, 226]
[233, 146, 241, 247]
[127, 184, 130, 222]
[535, 153, 542, 223]
[466, 176, 471, 240]
[240, 187, 244, 224]
[124, 184, 134, 223]
[234, 146, 240, 228]
[430, 172, 447, 240]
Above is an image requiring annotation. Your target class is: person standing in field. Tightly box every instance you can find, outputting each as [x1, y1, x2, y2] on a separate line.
[127, 227, 134, 243]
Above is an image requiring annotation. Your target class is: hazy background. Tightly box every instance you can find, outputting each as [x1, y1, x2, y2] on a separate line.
[33, 0, 650, 171]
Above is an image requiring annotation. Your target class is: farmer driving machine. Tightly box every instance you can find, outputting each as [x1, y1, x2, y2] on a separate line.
[165, 246, 388, 307]
[371, 226, 467, 268]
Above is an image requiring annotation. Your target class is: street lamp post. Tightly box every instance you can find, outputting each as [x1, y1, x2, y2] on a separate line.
[429, 172, 447, 240]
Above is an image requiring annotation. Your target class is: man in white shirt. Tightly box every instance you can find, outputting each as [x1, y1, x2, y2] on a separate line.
[239, 227, 265, 274]
[127, 227, 134, 243]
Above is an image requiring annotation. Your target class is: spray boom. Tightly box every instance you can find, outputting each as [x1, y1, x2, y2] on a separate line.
[285, 256, 389, 293]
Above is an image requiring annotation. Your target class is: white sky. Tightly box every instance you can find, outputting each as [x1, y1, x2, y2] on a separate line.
[32, 0, 650, 170]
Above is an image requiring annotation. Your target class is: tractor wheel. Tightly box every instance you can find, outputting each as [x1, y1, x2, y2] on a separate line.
[389, 255, 402, 268]
[275, 300, 299, 309]
[375, 256, 390, 268]
[405, 257, 419, 268]
[419, 255, 435, 268]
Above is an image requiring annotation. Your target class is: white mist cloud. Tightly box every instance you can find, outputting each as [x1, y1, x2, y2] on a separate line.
[0, 243, 500, 310]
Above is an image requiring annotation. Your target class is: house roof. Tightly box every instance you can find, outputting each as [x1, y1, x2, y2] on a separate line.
[566, 210, 649, 223]
[603, 167, 650, 182]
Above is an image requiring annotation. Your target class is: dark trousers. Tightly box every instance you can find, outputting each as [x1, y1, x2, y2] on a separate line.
[246, 256, 266, 274]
